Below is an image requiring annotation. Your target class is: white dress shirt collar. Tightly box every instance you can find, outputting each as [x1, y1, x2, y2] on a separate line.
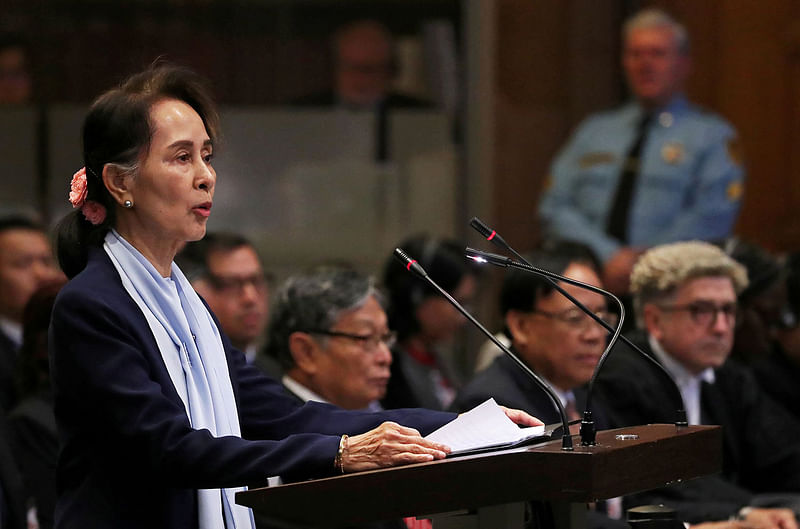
[0, 317, 22, 348]
[281, 375, 383, 411]
[648, 334, 715, 425]
[281, 375, 330, 405]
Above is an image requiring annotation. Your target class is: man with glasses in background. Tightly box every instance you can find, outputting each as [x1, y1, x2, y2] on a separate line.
[263, 266, 395, 412]
[454, 240, 613, 426]
[176, 233, 271, 365]
[453, 240, 628, 527]
[597, 241, 800, 529]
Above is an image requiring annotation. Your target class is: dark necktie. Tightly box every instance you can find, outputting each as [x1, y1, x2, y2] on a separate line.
[606, 112, 653, 243]
[565, 395, 580, 422]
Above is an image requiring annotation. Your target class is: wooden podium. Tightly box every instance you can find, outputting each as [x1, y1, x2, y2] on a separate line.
[237, 424, 721, 529]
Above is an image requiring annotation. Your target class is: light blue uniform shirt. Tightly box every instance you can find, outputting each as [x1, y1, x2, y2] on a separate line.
[539, 95, 745, 262]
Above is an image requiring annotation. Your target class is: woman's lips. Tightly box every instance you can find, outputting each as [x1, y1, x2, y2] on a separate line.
[193, 202, 212, 217]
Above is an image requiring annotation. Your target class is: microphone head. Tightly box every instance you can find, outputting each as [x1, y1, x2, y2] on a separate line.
[469, 217, 494, 239]
[393, 248, 428, 279]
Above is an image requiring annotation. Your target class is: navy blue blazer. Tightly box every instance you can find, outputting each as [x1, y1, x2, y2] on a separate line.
[50, 249, 455, 529]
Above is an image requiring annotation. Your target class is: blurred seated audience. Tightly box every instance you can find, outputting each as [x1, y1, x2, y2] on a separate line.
[381, 235, 476, 410]
[0, 216, 62, 412]
[0, 34, 32, 105]
[752, 252, 800, 421]
[176, 232, 271, 367]
[293, 19, 430, 110]
[264, 266, 392, 412]
[8, 279, 65, 529]
[597, 241, 800, 527]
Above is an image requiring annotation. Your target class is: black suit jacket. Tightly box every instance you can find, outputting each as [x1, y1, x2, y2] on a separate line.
[752, 345, 800, 422]
[452, 352, 611, 429]
[596, 331, 800, 522]
[0, 329, 19, 413]
[50, 249, 455, 529]
[0, 412, 26, 529]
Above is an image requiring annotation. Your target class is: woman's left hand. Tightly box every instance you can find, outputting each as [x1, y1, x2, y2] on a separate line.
[341, 422, 450, 473]
[500, 406, 544, 427]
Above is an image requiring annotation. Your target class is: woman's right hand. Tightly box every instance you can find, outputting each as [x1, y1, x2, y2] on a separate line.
[341, 421, 450, 473]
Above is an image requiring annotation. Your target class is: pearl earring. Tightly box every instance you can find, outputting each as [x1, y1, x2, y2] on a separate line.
[123, 200, 133, 208]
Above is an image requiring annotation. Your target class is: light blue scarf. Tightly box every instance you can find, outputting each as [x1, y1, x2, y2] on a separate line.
[104, 230, 255, 529]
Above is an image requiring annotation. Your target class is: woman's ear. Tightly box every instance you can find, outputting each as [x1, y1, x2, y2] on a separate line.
[102, 164, 133, 206]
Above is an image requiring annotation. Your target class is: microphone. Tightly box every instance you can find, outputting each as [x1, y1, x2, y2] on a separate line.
[466, 247, 623, 445]
[468, 218, 689, 441]
[392, 248, 575, 451]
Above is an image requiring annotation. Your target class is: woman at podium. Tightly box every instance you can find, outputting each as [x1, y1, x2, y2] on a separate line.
[48, 65, 540, 529]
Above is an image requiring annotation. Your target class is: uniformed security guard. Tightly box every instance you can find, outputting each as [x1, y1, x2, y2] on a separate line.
[539, 8, 744, 295]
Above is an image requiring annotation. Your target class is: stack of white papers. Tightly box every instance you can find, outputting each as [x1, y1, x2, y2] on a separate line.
[425, 398, 546, 455]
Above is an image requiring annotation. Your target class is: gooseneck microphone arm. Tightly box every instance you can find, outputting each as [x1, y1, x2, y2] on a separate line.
[392, 248, 575, 451]
[465, 247, 623, 445]
[468, 218, 689, 438]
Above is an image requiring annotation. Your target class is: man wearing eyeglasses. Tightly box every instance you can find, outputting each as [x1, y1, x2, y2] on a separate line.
[597, 241, 800, 529]
[263, 266, 395, 412]
[453, 241, 631, 527]
[453, 241, 612, 426]
[176, 233, 270, 365]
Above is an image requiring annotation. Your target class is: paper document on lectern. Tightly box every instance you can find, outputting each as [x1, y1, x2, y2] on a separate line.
[425, 398, 546, 456]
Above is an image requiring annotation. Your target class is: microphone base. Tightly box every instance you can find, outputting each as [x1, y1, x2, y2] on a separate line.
[580, 411, 597, 446]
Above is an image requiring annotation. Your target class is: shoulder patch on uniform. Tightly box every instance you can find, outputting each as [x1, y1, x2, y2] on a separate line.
[578, 152, 615, 169]
[727, 180, 743, 202]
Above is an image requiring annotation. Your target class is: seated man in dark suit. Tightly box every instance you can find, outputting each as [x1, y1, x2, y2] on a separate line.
[0, 216, 62, 412]
[453, 241, 610, 425]
[453, 241, 628, 527]
[264, 266, 393, 412]
[597, 241, 800, 529]
[263, 265, 410, 529]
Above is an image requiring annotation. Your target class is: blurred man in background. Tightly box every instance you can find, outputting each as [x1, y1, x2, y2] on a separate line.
[0, 34, 32, 105]
[177, 233, 270, 365]
[539, 9, 744, 295]
[598, 241, 800, 528]
[264, 266, 393, 412]
[295, 19, 428, 110]
[0, 216, 61, 412]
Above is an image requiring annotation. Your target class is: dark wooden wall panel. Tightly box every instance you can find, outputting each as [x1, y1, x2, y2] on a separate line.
[492, 0, 623, 253]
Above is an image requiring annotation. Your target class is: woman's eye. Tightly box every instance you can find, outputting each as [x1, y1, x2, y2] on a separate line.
[177, 153, 190, 162]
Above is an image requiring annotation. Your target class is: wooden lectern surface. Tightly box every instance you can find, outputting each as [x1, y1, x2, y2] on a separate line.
[237, 424, 721, 527]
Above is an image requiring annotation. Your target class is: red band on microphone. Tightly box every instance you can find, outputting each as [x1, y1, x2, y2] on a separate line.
[406, 260, 418, 271]
[487, 230, 497, 241]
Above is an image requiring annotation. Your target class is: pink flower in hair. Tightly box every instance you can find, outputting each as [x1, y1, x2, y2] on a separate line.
[69, 167, 88, 208]
[81, 200, 107, 225]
